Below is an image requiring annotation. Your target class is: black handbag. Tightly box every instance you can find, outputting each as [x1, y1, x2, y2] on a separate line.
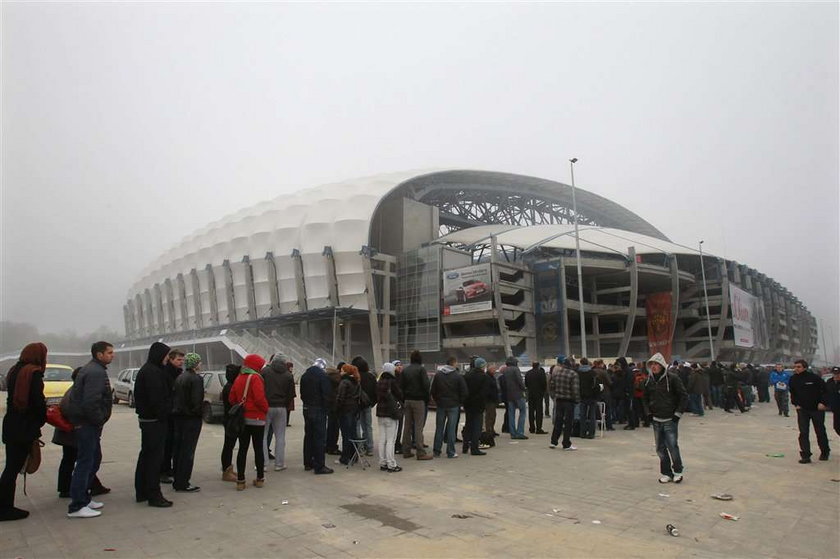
[225, 374, 253, 438]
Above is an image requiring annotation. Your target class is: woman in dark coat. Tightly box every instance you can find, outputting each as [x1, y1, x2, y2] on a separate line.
[335, 364, 361, 466]
[0, 343, 48, 522]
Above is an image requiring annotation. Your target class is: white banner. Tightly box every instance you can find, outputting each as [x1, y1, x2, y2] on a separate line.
[729, 284, 768, 349]
[442, 264, 492, 316]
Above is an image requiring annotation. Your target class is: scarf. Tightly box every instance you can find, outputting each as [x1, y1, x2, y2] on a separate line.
[11, 342, 48, 412]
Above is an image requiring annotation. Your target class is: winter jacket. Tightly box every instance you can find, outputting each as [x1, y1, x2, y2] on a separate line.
[134, 343, 172, 422]
[769, 369, 792, 391]
[262, 357, 296, 408]
[400, 363, 431, 402]
[375, 371, 403, 418]
[593, 367, 612, 401]
[578, 366, 601, 400]
[485, 372, 500, 404]
[825, 378, 840, 412]
[549, 366, 580, 402]
[525, 367, 547, 400]
[687, 370, 707, 396]
[2, 365, 46, 445]
[789, 370, 826, 411]
[707, 364, 724, 386]
[359, 371, 377, 410]
[300, 365, 332, 409]
[228, 369, 269, 422]
[336, 376, 361, 415]
[643, 371, 688, 420]
[502, 366, 525, 402]
[172, 370, 204, 418]
[326, 368, 342, 411]
[464, 367, 490, 412]
[431, 365, 468, 409]
[64, 358, 113, 427]
[610, 368, 627, 399]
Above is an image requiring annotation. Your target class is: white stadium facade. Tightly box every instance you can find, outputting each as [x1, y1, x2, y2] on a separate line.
[116, 170, 817, 371]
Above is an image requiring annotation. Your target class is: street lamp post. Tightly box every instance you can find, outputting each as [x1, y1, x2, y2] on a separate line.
[698, 241, 715, 361]
[569, 158, 587, 358]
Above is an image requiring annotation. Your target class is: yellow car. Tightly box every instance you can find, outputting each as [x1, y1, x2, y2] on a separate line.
[43, 364, 74, 407]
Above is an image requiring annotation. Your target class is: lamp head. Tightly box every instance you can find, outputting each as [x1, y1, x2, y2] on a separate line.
[569, 157, 578, 164]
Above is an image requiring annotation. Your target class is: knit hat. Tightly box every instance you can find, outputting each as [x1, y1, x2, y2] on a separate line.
[556, 354, 566, 363]
[382, 362, 396, 375]
[505, 356, 518, 366]
[313, 357, 327, 370]
[474, 357, 487, 369]
[243, 354, 266, 372]
[184, 353, 202, 370]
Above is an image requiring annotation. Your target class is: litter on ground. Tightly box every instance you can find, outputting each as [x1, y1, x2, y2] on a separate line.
[711, 494, 733, 501]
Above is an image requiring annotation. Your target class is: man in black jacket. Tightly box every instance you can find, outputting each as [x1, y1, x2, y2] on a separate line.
[66, 341, 114, 518]
[160, 349, 184, 483]
[171, 352, 203, 492]
[525, 362, 548, 434]
[299, 359, 334, 474]
[352, 356, 377, 457]
[643, 352, 688, 484]
[133, 342, 173, 507]
[400, 350, 432, 460]
[825, 366, 840, 437]
[789, 359, 830, 463]
[432, 357, 468, 458]
[463, 358, 489, 455]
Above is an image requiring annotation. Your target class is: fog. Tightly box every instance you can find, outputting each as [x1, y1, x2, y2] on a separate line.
[2, 3, 838, 359]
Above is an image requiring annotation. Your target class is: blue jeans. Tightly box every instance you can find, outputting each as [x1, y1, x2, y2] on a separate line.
[580, 399, 597, 437]
[710, 385, 722, 407]
[69, 425, 102, 513]
[688, 394, 704, 415]
[507, 398, 527, 437]
[433, 407, 459, 457]
[652, 419, 683, 477]
[358, 407, 374, 453]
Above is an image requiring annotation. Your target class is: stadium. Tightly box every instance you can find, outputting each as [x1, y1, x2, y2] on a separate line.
[116, 170, 817, 371]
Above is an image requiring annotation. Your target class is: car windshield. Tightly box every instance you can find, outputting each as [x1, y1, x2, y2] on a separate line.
[44, 367, 73, 381]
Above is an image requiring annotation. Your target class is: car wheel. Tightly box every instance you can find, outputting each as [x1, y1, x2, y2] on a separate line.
[128, 391, 135, 408]
[112, 390, 119, 404]
[202, 402, 214, 424]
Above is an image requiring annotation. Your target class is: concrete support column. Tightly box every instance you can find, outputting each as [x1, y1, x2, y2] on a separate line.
[205, 264, 219, 326]
[265, 252, 280, 317]
[153, 283, 165, 334]
[222, 259, 236, 324]
[618, 247, 639, 358]
[177, 274, 189, 331]
[242, 256, 257, 320]
[191, 268, 204, 329]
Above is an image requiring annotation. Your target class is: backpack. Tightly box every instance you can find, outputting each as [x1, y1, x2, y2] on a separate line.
[225, 374, 253, 438]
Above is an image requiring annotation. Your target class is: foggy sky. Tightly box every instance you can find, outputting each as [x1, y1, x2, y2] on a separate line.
[2, 2, 838, 359]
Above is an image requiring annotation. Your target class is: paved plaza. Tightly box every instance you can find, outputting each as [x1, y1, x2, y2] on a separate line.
[2, 398, 838, 558]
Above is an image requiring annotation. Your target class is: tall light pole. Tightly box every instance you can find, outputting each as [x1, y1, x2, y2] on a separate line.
[569, 157, 587, 357]
[698, 241, 715, 361]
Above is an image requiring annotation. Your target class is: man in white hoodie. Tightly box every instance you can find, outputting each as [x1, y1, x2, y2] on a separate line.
[642, 352, 688, 484]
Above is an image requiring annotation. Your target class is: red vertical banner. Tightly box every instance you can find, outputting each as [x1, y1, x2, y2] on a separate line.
[646, 292, 673, 361]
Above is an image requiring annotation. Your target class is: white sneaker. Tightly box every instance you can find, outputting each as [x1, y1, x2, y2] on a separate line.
[659, 475, 673, 483]
[67, 506, 101, 518]
[88, 500, 104, 510]
[274, 465, 287, 471]
[673, 473, 684, 483]
[549, 443, 557, 449]
[563, 445, 578, 451]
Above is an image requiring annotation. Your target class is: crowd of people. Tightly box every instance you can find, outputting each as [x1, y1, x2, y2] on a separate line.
[1, 340, 838, 523]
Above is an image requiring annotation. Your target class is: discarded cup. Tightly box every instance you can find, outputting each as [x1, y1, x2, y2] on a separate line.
[592, 520, 602, 525]
[666, 523, 679, 537]
[658, 493, 670, 498]
[281, 500, 289, 505]
[720, 513, 739, 521]
[711, 494, 733, 501]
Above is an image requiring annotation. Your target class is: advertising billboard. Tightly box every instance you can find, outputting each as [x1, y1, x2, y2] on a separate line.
[533, 261, 566, 358]
[442, 264, 493, 316]
[646, 292, 673, 361]
[729, 284, 769, 349]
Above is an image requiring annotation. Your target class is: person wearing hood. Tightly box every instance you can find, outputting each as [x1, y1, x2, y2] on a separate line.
[63, 341, 114, 518]
[578, 358, 600, 439]
[431, 356, 468, 458]
[484, 365, 500, 438]
[502, 357, 528, 439]
[400, 351, 432, 460]
[335, 363, 362, 466]
[376, 363, 404, 472]
[160, 348, 185, 484]
[642, 352, 688, 484]
[0, 342, 48, 522]
[220, 364, 241, 481]
[300, 358, 334, 474]
[463, 358, 490, 456]
[261, 353, 296, 472]
[171, 352, 204, 493]
[525, 361, 548, 435]
[229, 354, 269, 489]
[133, 341, 174, 508]
[351, 356, 377, 457]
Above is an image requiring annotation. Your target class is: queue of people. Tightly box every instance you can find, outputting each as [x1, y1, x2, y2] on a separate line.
[2, 339, 838, 523]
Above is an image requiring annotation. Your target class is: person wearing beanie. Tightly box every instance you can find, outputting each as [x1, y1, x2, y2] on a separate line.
[399, 350, 433, 460]
[133, 341, 173, 508]
[220, 365, 241, 482]
[171, 353, 203, 492]
[229, 355, 269, 490]
[548, 355, 579, 451]
[642, 352, 688, 483]
[502, 357, 528, 439]
[376, 363, 404, 472]
[261, 354, 296, 472]
[463, 357, 490, 455]
[299, 360, 334, 474]
[432, 356, 468, 458]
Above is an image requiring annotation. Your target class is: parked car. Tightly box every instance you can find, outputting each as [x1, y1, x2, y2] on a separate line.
[43, 364, 75, 407]
[200, 370, 227, 423]
[113, 367, 140, 407]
